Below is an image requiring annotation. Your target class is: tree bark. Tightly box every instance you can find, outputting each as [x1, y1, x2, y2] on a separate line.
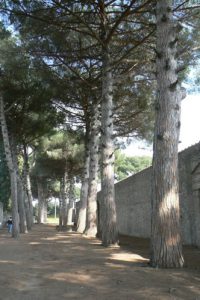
[150, 0, 184, 268]
[37, 179, 47, 224]
[11, 139, 27, 234]
[17, 178, 28, 233]
[0, 96, 20, 238]
[60, 173, 68, 227]
[59, 187, 63, 230]
[84, 106, 100, 237]
[67, 177, 75, 229]
[100, 7, 118, 246]
[23, 145, 33, 229]
[76, 137, 90, 233]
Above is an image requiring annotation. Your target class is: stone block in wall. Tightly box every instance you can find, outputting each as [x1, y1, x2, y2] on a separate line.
[115, 167, 152, 239]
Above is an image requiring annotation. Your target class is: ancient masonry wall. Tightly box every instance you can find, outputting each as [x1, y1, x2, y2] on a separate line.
[98, 142, 200, 246]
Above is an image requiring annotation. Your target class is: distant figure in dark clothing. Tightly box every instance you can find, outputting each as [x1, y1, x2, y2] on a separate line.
[7, 217, 13, 233]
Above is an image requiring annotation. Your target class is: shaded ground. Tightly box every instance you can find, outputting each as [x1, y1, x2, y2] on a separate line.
[0, 224, 199, 300]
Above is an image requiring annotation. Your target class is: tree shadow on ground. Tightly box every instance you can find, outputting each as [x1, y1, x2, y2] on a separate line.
[0, 224, 199, 300]
[119, 234, 200, 270]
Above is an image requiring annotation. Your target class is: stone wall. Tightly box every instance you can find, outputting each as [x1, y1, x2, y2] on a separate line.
[98, 142, 200, 247]
[114, 167, 152, 239]
[178, 142, 200, 246]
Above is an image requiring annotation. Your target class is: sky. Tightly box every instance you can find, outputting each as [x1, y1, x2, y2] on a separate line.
[124, 93, 200, 157]
[179, 93, 200, 151]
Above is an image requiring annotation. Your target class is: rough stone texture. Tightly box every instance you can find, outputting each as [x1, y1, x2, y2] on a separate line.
[114, 167, 152, 239]
[98, 142, 200, 247]
[179, 142, 200, 246]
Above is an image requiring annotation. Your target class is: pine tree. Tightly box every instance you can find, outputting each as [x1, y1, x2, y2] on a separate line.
[4, 1, 155, 245]
[150, 0, 185, 268]
[0, 96, 20, 238]
[0, 138, 10, 211]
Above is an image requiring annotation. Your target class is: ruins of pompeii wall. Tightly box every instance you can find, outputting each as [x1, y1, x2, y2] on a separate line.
[98, 142, 200, 247]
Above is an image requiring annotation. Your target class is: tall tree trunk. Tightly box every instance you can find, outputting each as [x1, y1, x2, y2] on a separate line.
[37, 179, 46, 224]
[17, 178, 28, 233]
[100, 6, 118, 246]
[23, 188, 32, 231]
[59, 186, 63, 230]
[11, 138, 27, 234]
[23, 144, 33, 229]
[67, 177, 75, 229]
[60, 173, 68, 227]
[101, 50, 118, 246]
[10, 171, 20, 237]
[0, 96, 20, 238]
[84, 106, 100, 237]
[150, 0, 184, 268]
[76, 135, 90, 233]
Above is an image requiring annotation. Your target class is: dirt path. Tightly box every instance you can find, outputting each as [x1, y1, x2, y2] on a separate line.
[0, 224, 200, 300]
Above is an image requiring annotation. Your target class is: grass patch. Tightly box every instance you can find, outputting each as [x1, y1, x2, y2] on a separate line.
[47, 217, 59, 224]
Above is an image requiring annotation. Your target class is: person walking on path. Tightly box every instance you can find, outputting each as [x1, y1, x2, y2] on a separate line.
[7, 217, 13, 233]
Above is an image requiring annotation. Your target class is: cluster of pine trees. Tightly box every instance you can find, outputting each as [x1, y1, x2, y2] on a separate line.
[0, 0, 199, 268]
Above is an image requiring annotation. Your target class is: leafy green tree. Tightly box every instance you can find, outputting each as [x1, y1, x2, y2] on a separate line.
[115, 150, 152, 181]
[31, 129, 84, 225]
[1, 0, 198, 244]
[3, 0, 155, 226]
[0, 20, 66, 235]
